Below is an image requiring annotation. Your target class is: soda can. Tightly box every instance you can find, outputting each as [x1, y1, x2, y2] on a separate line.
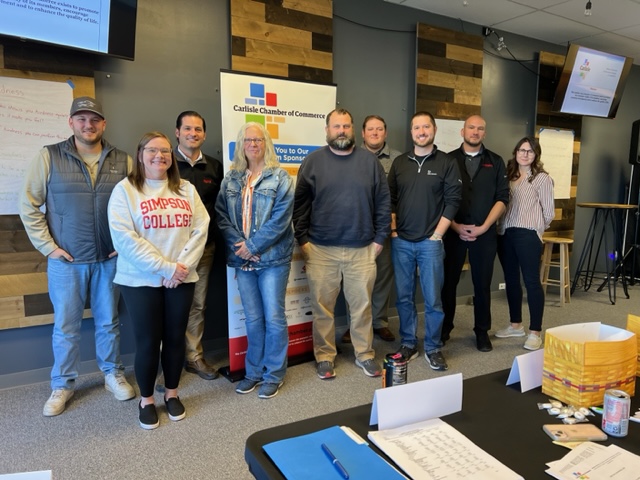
[382, 352, 407, 388]
[602, 389, 630, 437]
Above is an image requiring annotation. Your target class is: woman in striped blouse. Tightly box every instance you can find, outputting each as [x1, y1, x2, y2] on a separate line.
[496, 137, 554, 350]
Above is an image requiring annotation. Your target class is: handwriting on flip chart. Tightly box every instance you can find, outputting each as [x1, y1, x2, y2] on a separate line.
[0, 76, 72, 214]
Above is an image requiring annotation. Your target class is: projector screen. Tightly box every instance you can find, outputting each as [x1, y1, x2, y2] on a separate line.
[552, 44, 633, 119]
[0, 0, 137, 60]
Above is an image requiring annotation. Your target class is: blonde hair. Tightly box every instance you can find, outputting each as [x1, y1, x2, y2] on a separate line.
[231, 122, 279, 171]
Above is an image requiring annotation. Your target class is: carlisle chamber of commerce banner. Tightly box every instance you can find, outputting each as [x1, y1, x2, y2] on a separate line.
[220, 70, 337, 374]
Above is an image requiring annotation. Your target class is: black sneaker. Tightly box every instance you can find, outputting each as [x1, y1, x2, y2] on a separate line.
[139, 402, 159, 430]
[425, 351, 448, 371]
[164, 396, 186, 422]
[397, 345, 419, 362]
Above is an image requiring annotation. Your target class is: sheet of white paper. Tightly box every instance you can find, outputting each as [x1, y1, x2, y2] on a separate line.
[538, 128, 574, 200]
[434, 118, 464, 154]
[368, 418, 523, 480]
[370, 373, 462, 429]
[0, 472, 52, 480]
[546, 322, 635, 343]
[506, 349, 544, 392]
[545, 442, 640, 480]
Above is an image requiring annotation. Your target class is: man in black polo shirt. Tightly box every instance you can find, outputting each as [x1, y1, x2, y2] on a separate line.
[441, 115, 509, 352]
[174, 111, 223, 379]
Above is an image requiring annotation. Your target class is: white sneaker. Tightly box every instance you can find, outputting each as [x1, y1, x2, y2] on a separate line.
[43, 389, 74, 417]
[105, 372, 135, 401]
[524, 333, 543, 350]
[495, 325, 526, 338]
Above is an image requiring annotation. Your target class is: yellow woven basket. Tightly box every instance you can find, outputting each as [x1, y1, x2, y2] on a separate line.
[542, 322, 637, 407]
[626, 314, 640, 376]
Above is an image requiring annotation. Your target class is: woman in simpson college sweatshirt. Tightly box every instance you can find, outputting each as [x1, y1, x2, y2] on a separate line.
[108, 131, 209, 430]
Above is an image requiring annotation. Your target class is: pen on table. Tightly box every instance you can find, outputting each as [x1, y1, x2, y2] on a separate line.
[321, 443, 349, 479]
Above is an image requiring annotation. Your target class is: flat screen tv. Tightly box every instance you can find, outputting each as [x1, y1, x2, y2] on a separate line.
[0, 0, 137, 60]
[551, 44, 633, 119]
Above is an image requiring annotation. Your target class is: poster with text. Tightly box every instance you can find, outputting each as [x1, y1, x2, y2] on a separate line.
[220, 71, 336, 373]
[0, 76, 73, 214]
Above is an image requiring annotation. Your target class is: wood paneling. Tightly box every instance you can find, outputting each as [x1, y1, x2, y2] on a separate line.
[231, 0, 333, 83]
[537, 51, 580, 243]
[0, 70, 95, 330]
[416, 23, 482, 121]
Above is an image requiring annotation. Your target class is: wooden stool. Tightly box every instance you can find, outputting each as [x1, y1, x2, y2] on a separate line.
[540, 237, 573, 306]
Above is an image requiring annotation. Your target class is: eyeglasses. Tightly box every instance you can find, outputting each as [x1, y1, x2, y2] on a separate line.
[517, 148, 535, 156]
[243, 138, 265, 145]
[144, 147, 172, 156]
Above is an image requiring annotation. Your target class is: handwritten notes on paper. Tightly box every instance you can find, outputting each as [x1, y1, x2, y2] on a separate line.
[368, 418, 523, 480]
[0, 76, 72, 214]
[539, 128, 574, 200]
[434, 119, 464, 154]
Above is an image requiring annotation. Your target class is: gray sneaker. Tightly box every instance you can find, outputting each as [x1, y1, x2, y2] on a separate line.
[425, 351, 448, 371]
[355, 358, 382, 377]
[316, 361, 336, 380]
[495, 325, 526, 338]
[524, 333, 543, 350]
[235, 378, 263, 394]
[258, 382, 283, 399]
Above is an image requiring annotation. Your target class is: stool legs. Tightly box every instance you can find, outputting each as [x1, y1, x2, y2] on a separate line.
[540, 243, 553, 295]
[540, 239, 572, 306]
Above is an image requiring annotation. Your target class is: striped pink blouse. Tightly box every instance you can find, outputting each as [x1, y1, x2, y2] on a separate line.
[499, 171, 555, 240]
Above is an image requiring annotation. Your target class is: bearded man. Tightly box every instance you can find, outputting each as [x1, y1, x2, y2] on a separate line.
[293, 108, 391, 380]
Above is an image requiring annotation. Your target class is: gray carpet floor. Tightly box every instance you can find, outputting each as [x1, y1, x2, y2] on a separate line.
[1, 286, 638, 479]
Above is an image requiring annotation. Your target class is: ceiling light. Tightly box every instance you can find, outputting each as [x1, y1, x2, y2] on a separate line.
[584, 0, 592, 16]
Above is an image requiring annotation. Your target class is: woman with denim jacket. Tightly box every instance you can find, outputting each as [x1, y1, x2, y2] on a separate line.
[215, 122, 294, 399]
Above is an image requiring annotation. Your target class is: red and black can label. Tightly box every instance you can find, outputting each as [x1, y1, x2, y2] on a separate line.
[382, 352, 407, 388]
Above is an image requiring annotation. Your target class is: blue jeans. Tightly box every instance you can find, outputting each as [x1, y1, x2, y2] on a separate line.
[47, 256, 123, 390]
[235, 263, 291, 384]
[497, 228, 545, 331]
[392, 236, 445, 354]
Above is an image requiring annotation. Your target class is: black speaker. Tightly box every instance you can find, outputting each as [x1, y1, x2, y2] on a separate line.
[630, 119, 640, 165]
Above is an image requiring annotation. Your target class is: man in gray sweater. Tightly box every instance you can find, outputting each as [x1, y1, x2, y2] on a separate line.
[293, 108, 391, 380]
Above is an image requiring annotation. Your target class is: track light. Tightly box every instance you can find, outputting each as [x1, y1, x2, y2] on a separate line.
[482, 28, 508, 52]
[584, 0, 592, 16]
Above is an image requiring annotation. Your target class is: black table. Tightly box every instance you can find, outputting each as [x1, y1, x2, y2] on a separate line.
[245, 370, 640, 480]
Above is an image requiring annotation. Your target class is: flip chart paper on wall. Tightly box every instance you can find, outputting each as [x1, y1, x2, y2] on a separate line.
[0, 76, 73, 214]
[434, 118, 464, 154]
[538, 128, 574, 200]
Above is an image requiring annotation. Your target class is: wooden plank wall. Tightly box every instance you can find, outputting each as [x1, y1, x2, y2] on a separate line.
[0, 68, 95, 330]
[415, 23, 483, 120]
[537, 51, 580, 241]
[230, 0, 333, 84]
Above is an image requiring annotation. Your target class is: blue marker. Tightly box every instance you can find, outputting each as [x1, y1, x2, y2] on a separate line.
[321, 443, 349, 479]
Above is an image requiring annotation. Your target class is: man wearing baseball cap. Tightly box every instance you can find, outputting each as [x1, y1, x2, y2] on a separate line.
[20, 96, 135, 416]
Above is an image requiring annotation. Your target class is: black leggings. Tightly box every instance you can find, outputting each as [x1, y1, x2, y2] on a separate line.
[120, 283, 195, 397]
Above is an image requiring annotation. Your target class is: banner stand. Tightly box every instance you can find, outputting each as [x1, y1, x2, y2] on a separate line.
[218, 351, 316, 383]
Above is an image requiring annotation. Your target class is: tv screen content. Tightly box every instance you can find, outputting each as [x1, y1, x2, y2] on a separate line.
[0, 0, 137, 60]
[552, 44, 633, 118]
